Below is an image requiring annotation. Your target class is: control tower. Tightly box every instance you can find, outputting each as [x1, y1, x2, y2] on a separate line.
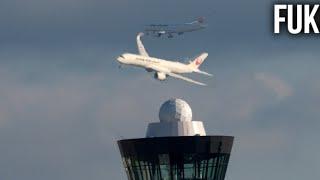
[118, 98, 234, 180]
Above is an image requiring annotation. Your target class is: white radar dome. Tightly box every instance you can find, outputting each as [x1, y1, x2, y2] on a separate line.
[159, 98, 192, 122]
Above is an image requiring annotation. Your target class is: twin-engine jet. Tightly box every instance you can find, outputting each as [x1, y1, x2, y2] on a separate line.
[117, 33, 212, 86]
[144, 17, 207, 38]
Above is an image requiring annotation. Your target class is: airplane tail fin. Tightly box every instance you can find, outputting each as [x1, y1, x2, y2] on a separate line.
[197, 17, 205, 23]
[188, 53, 208, 69]
[189, 17, 205, 24]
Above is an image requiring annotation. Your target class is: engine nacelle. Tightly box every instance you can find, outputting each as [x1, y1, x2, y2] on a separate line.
[154, 72, 166, 81]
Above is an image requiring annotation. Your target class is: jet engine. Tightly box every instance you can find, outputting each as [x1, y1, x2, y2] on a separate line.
[154, 72, 166, 81]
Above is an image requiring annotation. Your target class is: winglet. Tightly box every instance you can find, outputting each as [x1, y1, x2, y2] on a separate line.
[136, 32, 149, 57]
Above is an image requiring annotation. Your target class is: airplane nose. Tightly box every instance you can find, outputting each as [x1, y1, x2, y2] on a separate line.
[117, 55, 124, 63]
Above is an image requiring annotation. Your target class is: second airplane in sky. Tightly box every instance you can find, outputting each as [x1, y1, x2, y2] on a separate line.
[144, 17, 207, 38]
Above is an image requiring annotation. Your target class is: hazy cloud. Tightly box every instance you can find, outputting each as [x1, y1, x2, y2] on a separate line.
[255, 72, 293, 99]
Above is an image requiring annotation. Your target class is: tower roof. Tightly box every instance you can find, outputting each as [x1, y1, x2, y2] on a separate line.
[159, 98, 192, 122]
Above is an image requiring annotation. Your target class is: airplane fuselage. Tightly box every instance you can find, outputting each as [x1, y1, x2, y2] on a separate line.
[145, 23, 206, 34]
[117, 53, 194, 74]
[116, 32, 210, 86]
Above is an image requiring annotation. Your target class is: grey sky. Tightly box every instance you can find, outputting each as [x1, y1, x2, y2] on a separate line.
[0, 0, 319, 180]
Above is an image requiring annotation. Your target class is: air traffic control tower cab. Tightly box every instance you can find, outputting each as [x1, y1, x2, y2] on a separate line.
[117, 98, 234, 180]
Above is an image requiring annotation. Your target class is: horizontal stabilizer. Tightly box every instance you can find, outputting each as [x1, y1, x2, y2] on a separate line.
[194, 70, 213, 77]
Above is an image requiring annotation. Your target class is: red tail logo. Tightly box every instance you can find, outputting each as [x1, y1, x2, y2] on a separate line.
[195, 58, 202, 65]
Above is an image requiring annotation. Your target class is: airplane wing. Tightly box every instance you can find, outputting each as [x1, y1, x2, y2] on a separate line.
[147, 64, 207, 86]
[166, 72, 206, 86]
[137, 32, 149, 57]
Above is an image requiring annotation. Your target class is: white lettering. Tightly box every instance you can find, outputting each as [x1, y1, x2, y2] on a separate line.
[274, 5, 287, 33]
[288, 5, 302, 34]
[304, 5, 319, 33]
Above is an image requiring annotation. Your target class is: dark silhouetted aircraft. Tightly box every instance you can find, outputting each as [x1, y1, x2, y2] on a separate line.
[144, 17, 207, 38]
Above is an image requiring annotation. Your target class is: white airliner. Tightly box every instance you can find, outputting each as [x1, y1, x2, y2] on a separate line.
[116, 33, 212, 86]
